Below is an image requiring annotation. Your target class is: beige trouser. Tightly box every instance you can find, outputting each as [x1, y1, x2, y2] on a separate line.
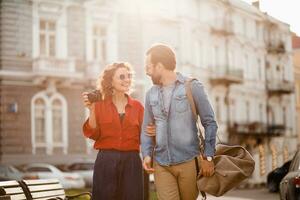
[154, 159, 199, 200]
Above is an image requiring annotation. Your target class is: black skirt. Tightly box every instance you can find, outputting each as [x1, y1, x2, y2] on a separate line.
[92, 150, 144, 200]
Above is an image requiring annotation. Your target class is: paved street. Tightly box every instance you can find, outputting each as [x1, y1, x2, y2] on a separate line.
[198, 188, 279, 200]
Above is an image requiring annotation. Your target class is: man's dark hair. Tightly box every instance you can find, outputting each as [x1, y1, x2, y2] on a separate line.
[146, 44, 176, 71]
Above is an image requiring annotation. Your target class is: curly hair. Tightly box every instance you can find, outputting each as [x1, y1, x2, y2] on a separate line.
[96, 62, 133, 99]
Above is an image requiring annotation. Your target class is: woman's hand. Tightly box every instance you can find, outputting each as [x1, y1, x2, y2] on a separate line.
[82, 92, 93, 110]
[143, 156, 154, 174]
[146, 123, 156, 137]
[82, 92, 97, 129]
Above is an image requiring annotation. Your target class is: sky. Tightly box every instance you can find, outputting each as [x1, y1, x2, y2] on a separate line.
[242, 0, 300, 35]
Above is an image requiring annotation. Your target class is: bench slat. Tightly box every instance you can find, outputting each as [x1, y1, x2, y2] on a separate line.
[0, 181, 20, 187]
[8, 193, 27, 200]
[31, 189, 66, 198]
[27, 184, 63, 192]
[3, 187, 24, 195]
[23, 179, 59, 185]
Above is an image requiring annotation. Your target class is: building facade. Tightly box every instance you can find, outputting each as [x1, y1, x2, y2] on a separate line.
[0, 0, 296, 184]
[293, 34, 300, 146]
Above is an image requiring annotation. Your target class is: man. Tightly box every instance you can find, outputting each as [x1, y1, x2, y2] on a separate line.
[141, 44, 218, 200]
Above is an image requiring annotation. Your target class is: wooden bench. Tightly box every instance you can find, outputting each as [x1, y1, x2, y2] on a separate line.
[0, 179, 91, 200]
[0, 180, 27, 200]
[21, 179, 91, 200]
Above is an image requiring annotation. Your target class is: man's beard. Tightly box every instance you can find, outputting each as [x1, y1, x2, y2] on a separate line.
[151, 74, 161, 85]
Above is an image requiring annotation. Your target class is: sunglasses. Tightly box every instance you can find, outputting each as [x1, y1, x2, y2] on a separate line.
[119, 73, 132, 80]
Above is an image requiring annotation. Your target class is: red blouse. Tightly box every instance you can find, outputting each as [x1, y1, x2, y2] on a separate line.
[82, 95, 144, 152]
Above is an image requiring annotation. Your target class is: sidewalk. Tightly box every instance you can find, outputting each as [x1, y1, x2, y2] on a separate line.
[197, 188, 279, 200]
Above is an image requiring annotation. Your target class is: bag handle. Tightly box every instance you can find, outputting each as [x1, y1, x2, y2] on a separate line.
[184, 78, 221, 150]
[184, 78, 205, 153]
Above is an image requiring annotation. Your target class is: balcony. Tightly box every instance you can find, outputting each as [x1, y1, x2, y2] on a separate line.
[228, 122, 285, 137]
[267, 42, 285, 54]
[210, 22, 234, 36]
[210, 68, 243, 86]
[32, 57, 82, 78]
[267, 80, 294, 95]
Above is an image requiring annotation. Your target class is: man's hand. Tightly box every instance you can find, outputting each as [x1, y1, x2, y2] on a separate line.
[146, 123, 156, 137]
[200, 157, 215, 177]
[143, 156, 155, 174]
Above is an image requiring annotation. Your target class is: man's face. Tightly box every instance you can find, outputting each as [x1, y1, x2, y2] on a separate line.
[145, 54, 161, 85]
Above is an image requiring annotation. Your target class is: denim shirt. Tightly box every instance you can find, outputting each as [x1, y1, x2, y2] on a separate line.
[141, 73, 218, 166]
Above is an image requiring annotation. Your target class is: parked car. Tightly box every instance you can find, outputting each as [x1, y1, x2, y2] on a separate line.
[23, 163, 85, 189]
[67, 161, 94, 188]
[267, 160, 291, 192]
[0, 164, 24, 181]
[279, 150, 300, 200]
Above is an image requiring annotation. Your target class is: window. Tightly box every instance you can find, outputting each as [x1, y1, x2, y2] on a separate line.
[52, 99, 63, 144]
[258, 58, 261, 80]
[194, 41, 203, 67]
[259, 103, 263, 122]
[212, 46, 219, 70]
[282, 106, 286, 125]
[26, 167, 51, 173]
[276, 65, 280, 71]
[231, 99, 236, 122]
[0, 166, 9, 175]
[228, 50, 234, 68]
[92, 26, 107, 61]
[211, 46, 216, 68]
[31, 91, 68, 155]
[246, 101, 250, 122]
[39, 20, 56, 57]
[243, 54, 249, 79]
[268, 107, 275, 125]
[243, 18, 247, 36]
[69, 163, 94, 171]
[34, 99, 46, 145]
[289, 152, 300, 171]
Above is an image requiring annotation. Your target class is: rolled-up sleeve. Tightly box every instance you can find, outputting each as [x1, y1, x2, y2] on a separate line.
[82, 119, 100, 141]
[191, 80, 218, 157]
[141, 91, 155, 158]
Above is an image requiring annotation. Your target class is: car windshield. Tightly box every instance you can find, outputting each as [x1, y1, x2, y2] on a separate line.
[0, 165, 20, 174]
[69, 163, 94, 170]
[0, 166, 8, 174]
[289, 151, 300, 171]
[26, 167, 51, 172]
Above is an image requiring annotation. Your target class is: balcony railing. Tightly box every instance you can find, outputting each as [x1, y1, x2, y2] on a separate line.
[267, 80, 294, 95]
[267, 42, 285, 54]
[228, 122, 285, 136]
[210, 22, 234, 36]
[210, 68, 244, 85]
[32, 57, 81, 78]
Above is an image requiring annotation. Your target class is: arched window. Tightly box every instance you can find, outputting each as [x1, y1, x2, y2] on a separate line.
[31, 91, 68, 155]
[50, 94, 68, 154]
[52, 99, 63, 144]
[268, 107, 275, 125]
[33, 98, 46, 149]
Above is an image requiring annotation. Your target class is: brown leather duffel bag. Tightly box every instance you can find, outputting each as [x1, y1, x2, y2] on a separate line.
[197, 144, 255, 197]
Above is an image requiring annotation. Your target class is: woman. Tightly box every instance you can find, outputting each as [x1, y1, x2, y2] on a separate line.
[82, 62, 144, 200]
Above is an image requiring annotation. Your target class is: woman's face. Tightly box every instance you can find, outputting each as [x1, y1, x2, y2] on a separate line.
[112, 67, 132, 93]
